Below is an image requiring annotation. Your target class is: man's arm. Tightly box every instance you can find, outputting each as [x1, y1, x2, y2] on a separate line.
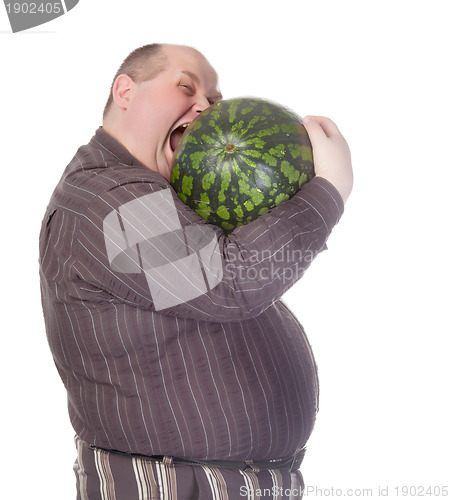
[72, 117, 351, 322]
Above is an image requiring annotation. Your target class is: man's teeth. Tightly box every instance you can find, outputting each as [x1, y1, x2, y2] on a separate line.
[170, 124, 190, 152]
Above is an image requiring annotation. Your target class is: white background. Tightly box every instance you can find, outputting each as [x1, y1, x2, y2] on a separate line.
[1, 1, 449, 498]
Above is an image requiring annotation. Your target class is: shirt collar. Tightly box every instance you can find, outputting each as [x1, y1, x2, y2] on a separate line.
[92, 127, 147, 168]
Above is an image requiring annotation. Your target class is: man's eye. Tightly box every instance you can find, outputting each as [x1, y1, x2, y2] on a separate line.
[179, 84, 194, 94]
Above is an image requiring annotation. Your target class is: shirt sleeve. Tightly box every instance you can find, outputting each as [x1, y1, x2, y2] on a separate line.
[73, 176, 344, 322]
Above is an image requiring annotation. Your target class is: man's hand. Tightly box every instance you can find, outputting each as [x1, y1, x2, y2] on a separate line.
[303, 116, 353, 203]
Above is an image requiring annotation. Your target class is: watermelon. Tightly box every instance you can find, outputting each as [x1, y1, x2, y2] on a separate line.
[170, 97, 314, 231]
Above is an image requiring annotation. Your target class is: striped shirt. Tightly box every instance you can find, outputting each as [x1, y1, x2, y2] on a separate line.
[39, 128, 344, 463]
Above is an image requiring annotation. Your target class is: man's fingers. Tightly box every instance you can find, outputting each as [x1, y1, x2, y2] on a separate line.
[303, 116, 327, 141]
[301, 115, 353, 203]
[303, 115, 340, 139]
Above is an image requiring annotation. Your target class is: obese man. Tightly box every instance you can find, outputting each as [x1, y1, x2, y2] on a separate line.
[39, 43, 353, 499]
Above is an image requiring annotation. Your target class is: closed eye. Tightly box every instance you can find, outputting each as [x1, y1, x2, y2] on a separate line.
[179, 83, 194, 95]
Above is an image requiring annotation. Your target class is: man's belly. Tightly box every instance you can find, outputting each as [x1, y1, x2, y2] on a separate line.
[68, 301, 319, 461]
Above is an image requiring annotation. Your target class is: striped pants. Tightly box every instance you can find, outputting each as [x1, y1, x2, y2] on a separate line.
[74, 437, 305, 499]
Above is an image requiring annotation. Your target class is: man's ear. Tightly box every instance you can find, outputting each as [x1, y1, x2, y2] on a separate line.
[113, 74, 134, 110]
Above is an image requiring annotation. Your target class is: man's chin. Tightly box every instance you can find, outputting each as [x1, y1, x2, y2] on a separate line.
[156, 156, 173, 182]
[163, 152, 174, 177]
[163, 141, 174, 171]
[166, 151, 174, 170]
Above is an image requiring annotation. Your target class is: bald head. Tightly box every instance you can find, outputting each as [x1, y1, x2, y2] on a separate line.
[103, 44, 216, 120]
[101, 43, 221, 180]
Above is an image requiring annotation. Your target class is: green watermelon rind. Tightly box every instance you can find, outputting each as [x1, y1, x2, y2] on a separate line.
[170, 97, 314, 231]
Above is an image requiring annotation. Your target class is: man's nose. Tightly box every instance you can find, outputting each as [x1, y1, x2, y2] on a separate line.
[192, 96, 210, 114]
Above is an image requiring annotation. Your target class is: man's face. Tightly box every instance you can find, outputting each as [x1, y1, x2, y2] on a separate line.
[123, 45, 222, 180]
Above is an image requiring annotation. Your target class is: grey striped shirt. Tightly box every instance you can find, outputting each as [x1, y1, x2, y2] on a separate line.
[39, 128, 344, 462]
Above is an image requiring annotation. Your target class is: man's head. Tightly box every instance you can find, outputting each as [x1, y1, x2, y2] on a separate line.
[103, 44, 166, 120]
[103, 43, 222, 180]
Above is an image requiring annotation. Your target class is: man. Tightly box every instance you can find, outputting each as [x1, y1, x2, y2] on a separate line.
[39, 43, 352, 499]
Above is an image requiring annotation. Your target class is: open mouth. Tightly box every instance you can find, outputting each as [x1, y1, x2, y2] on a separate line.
[169, 123, 189, 153]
